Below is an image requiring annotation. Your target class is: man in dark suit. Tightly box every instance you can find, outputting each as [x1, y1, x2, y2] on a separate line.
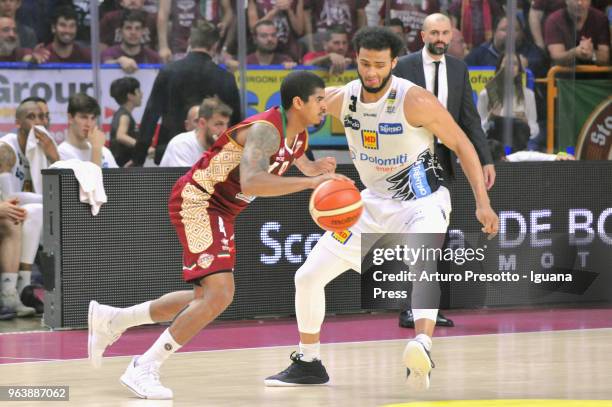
[393, 13, 495, 329]
[133, 20, 242, 165]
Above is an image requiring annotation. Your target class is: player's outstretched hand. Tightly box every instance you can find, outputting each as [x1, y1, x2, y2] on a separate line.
[309, 173, 354, 189]
[476, 205, 499, 240]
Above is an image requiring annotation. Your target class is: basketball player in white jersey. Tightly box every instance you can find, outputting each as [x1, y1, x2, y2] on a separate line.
[265, 27, 499, 389]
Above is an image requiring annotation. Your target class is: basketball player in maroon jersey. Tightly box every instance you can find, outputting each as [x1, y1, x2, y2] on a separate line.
[87, 71, 350, 400]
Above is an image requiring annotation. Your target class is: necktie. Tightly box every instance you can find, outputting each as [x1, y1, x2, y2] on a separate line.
[433, 61, 440, 98]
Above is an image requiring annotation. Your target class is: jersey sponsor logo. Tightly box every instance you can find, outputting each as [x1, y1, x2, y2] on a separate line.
[386, 150, 444, 201]
[362, 113, 378, 118]
[197, 253, 214, 269]
[409, 161, 432, 198]
[378, 123, 403, 135]
[332, 230, 352, 244]
[343, 115, 361, 130]
[361, 130, 379, 149]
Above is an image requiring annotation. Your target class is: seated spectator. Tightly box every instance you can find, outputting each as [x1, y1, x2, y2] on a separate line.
[0, 0, 36, 48]
[247, 20, 296, 68]
[184, 105, 200, 132]
[448, 27, 467, 59]
[101, 10, 161, 73]
[21, 96, 50, 130]
[248, 0, 304, 62]
[100, 0, 157, 52]
[545, 0, 610, 66]
[109, 77, 142, 167]
[45, 6, 91, 63]
[448, 0, 504, 50]
[160, 96, 232, 167]
[378, 0, 440, 53]
[386, 18, 408, 56]
[303, 25, 354, 75]
[466, 15, 548, 78]
[157, 0, 234, 62]
[0, 100, 55, 316]
[477, 52, 539, 151]
[0, 16, 47, 63]
[59, 93, 118, 168]
[528, 0, 564, 50]
[488, 139, 575, 162]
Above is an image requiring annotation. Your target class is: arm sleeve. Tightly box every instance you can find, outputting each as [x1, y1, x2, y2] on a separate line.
[458, 66, 493, 165]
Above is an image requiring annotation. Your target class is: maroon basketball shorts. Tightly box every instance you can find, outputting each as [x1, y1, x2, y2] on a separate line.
[168, 179, 236, 282]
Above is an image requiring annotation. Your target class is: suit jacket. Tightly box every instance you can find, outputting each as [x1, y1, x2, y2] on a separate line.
[393, 51, 493, 179]
[134, 51, 242, 165]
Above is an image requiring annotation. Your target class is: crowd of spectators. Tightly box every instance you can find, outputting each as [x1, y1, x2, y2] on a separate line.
[0, 0, 608, 70]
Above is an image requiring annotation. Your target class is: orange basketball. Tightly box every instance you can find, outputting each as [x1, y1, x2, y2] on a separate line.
[309, 179, 363, 232]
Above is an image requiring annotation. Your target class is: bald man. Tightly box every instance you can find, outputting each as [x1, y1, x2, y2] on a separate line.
[394, 13, 495, 329]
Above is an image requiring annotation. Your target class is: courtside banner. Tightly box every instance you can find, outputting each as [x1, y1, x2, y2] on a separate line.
[0, 64, 513, 147]
[42, 162, 611, 328]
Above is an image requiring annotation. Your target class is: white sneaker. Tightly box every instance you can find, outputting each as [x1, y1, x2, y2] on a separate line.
[120, 357, 173, 400]
[88, 300, 123, 368]
[1, 291, 35, 317]
[403, 340, 435, 390]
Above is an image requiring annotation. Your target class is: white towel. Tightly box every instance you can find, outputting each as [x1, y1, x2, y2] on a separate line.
[25, 125, 57, 194]
[49, 159, 108, 216]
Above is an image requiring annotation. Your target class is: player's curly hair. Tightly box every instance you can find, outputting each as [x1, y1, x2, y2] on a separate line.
[352, 26, 405, 59]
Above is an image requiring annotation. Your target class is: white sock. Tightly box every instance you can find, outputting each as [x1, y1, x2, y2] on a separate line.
[17, 271, 31, 294]
[299, 342, 321, 362]
[1, 273, 18, 295]
[110, 301, 154, 332]
[414, 334, 432, 352]
[138, 328, 182, 366]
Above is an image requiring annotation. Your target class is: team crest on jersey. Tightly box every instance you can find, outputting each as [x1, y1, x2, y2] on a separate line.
[332, 230, 352, 244]
[361, 130, 378, 149]
[197, 253, 214, 269]
[386, 89, 398, 114]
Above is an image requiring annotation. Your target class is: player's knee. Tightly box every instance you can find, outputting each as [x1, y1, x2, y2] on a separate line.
[22, 203, 43, 230]
[294, 265, 323, 292]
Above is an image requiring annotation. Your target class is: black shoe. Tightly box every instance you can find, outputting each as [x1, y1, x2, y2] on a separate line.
[0, 305, 16, 320]
[264, 352, 330, 386]
[20, 286, 44, 315]
[398, 310, 454, 328]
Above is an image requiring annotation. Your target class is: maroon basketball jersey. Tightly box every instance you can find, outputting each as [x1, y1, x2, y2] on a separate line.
[178, 107, 309, 217]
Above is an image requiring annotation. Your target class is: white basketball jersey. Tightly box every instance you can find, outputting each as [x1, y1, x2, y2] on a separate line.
[340, 75, 444, 201]
[0, 133, 30, 193]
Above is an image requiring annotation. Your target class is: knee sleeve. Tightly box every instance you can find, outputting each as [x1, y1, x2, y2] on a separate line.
[20, 203, 42, 264]
[294, 242, 352, 334]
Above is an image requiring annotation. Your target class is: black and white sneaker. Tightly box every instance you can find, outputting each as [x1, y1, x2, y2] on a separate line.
[404, 340, 435, 390]
[264, 352, 330, 386]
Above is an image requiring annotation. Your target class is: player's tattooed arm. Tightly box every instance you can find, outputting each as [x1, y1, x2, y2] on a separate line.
[239, 123, 347, 197]
[240, 122, 280, 177]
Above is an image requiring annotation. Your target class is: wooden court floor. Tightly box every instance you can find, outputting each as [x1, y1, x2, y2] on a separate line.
[0, 328, 611, 407]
